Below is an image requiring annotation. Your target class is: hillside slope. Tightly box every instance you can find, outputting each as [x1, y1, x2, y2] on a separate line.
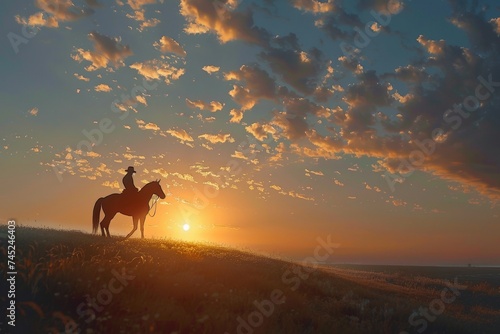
[0, 227, 498, 334]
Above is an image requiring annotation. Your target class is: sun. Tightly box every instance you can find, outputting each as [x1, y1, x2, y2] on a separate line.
[182, 223, 190, 231]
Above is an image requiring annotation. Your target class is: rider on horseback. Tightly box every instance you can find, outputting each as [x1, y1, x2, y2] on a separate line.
[123, 166, 138, 198]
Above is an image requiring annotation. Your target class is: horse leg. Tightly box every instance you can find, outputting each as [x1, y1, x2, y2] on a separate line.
[105, 221, 111, 238]
[140, 216, 146, 239]
[100, 218, 107, 237]
[125, 217, 138, 239]
[100, 213, 116, 238]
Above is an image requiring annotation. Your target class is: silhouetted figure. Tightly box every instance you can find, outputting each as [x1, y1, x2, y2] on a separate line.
[123, 166, 138, 196]
[93, 180, 166, 239]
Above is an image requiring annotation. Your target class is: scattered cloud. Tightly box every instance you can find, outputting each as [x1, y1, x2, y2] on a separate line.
[198, 133, 234, 144]
[202, 65, 220, 74]
[154, 36, 187, 57]
[229, 108, 244, 123]
[136, 119, 161, 132]
[179, 0, 270, 46]
[72, 31, 132, 71]
[225, 65, 278, 110]
[94, 84, 112, 92]
[15, 0, 94, 28]
[185, 98, 224, 112]
[102, 180, 120, 189]
[291, 0, 335, 14]
[130, 59, 185, 84]
[166, 128, 194, 143]
[74, 73, 90, 81]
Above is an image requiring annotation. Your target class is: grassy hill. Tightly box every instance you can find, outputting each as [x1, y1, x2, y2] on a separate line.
[0, 226, 499, 334]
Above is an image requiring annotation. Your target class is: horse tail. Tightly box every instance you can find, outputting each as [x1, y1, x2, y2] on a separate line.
[92, 198, 103, 234]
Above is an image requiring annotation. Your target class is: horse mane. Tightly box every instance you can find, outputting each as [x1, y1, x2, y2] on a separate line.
[139, 180, 159, 193]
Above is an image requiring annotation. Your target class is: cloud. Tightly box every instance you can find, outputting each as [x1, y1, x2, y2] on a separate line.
[416, 35, 446, 55]
[245, 122, 276, 141]
[154, 36, 187, 57]
[357, 0, 405, 14]
[291, 0, 335, 14]
[229, 108, 244, 123]
[338, 56, 364, 74]
[15, 0, 94, 28]
[102, 180, 120, 189]
[72, 31, 132, 71]
[270, 97, 331, 140]
[202, 65, 220, 74]
[130, 59, 185, 84]
[285, 6, 500, 198]
[166, 128, 194, 142]
[15, 12, 58, 28]
[305, 168, 324, 176]
[94, 84, 112, 92]
[490, 18, 500, 34]
[342, 70, 392, 132]
[333, 179, 344, 187]
[448, 1, 500, 54]
[231, 150, 249, 160]
[260, 39, 324, 95]
[121, 0, 160, 30]
[152, 167, 169, 178]
[123, 152, 145, 160]
[384, 65, 429, 83]
[124, 0, 157, 10]
[198, 133, 234, 144]
[287, 190, 314, 201]
[179, 0, 270, 46]
[302, 129, 344, 158]
[224, 65, 278, 110]
[74, 73, 90, 81]
[270, 185, 281, 191]
[391, 199, 407, 207]
[136, 119, 161, 131]
[113, 94, 148, 114]
[312, 5, 363, 41]
[185, 98, 224, 112]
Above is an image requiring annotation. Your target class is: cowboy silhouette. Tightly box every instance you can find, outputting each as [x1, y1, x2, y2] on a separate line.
[122, 166, 138, 197]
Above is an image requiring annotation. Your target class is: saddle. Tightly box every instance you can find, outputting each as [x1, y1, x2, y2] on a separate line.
[121, 188, 139, 202]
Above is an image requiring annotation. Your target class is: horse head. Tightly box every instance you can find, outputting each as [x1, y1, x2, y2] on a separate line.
[153, 179, 166, 199]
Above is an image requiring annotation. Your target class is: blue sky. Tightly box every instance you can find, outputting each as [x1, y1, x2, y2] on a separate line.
[1, 0, 499, 265]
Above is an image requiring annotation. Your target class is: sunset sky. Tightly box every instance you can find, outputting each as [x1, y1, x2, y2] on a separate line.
[1, 0, 499, 266]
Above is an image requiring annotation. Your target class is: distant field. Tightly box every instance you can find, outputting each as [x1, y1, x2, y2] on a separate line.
[1, 227, 499, 334]
[328, 264, 500, 286]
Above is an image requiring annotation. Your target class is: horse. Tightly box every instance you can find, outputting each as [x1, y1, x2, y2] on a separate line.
[92, 180, 166, 239]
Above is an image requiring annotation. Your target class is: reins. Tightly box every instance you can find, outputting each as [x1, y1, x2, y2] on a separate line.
[148, 195, 159, 217]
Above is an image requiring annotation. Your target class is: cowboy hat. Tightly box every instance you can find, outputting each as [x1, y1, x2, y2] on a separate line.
[125, 166, 136, 173]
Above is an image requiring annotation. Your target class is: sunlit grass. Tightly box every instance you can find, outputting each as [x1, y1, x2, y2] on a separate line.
[0, 226, 498, 333]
